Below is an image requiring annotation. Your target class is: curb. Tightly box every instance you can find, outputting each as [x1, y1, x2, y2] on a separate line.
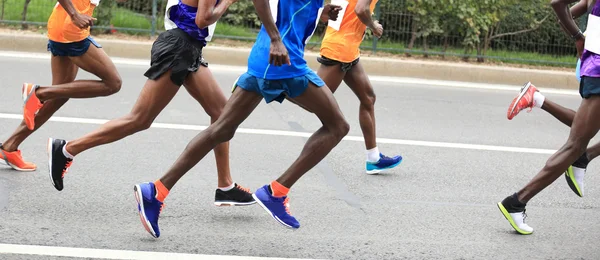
[0, 33, 579, 90]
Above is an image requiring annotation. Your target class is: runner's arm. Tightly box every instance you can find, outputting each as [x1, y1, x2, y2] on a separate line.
[355, 0, 376, 30]
[57, 0, 96, 28]
[570, 0, 589, 19]
[196, 0, 237, 29]
[251, 0, 289, 66]
[551, 0, 584, 39]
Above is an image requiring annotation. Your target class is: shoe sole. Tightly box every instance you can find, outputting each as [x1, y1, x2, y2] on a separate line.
[0, 160, 36, 172]
[134, 185, 158, 238]
[497, 202, 533, 235]
[252, 193, 298, 230]
[47, 138, 57, 190]
[507, 82, 532, 120]
[565, 166, 583, 197]
[214, 200, 257, 207]
[0, 149, 37, 172]
[366, 159, 403, 175]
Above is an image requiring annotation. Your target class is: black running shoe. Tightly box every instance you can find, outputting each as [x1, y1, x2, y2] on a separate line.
[47, 138, 72, 191]
[565, 152, 589, 197]
[214, 183, 256, 206]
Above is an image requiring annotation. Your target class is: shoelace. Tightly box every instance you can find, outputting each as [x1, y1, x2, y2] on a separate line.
[522, 209, 528, 223]
[236, 184, 251, 193]
[283, 197, 292, 215]
[61, 159, 73, 178]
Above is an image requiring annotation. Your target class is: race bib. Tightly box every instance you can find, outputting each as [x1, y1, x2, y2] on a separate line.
[584, 14, 600, 55]
[327, 0, 348, 31]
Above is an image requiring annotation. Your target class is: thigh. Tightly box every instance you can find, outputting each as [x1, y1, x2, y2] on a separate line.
[567, 95, 600, 144]
[68, 41, 120, 82]
[129, 71, 180, 121]
[289, 81, 346, 127]
[343, 61, 375, 102]
[215, 86, 263, 129]
[316, 63, 345, 94]
[51, 55, 79, 85]
[183, 65, 227, 117]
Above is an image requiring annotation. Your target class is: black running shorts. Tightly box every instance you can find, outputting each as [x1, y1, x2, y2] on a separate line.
[579, 76, 600, 98]
[144, 28, 208, 86]
[317, 55, 360, 72]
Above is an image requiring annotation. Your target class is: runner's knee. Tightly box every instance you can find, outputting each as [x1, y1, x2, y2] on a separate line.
[330, 117, 350, 140]
[360, 90, 376, 109]
[104, 73, 122, 95]
[210, 122, 237, 143]
[128, 113, 154, 132]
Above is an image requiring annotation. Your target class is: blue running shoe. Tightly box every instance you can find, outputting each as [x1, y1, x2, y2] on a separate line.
[366, 153, 402, 174]
[134, 182, 163, 238]
[252, 185, 300, 229]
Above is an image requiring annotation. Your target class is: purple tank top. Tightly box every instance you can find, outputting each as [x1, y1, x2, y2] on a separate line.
[167, 1, 218, 46]
[580, 1, 600, 78]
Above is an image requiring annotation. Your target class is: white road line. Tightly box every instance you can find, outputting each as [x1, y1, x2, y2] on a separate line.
[0, 113, 557, 155]
[0, 243, 320, 260]
[0, 51, 580, 96]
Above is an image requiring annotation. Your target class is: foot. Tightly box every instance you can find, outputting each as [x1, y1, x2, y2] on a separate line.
[507, 82, 539, 120]
[497, 193, 533, 235]
[214, 183, 256, 206]
[366, 153, 403, 175]
[252, 184, 300, 229]
[0, 143, 36, 171]
[22, 83, 43, 130]
[47, 138, 73, 191]
[565, 152, 589, 197]
[134, 182, 164, 238]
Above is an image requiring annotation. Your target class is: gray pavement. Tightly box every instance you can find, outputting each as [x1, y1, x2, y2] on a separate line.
[0, 55, 599, 260]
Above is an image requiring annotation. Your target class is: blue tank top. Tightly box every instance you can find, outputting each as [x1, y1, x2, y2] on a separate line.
[164, 0, 218, 46]
[247, 0, 323, 80]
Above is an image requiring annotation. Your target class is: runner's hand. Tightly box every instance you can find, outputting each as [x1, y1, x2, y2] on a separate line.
[371, 20, 383, 38]
[320, 4, 343, 23]
[72, 13, 96, 29]
[576, 36, 585, 58]
[270, 39, 290, 66]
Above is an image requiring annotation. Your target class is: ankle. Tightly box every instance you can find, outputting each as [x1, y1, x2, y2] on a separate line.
[1, 142, 18, 152]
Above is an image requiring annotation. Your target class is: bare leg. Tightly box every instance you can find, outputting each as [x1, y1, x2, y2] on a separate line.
[289, 64, 345, 113]
[540, 99, 577, 127]
[3, 56, 78, 152]
[539, 97, 600, 161]
[182, 66, 232, 188]
[35, 45, 122, 101]
[275, 83, 350, 188]
[159, 87, 263, 190]
[343, 62, 377, 150]
[518, 95, 600, 203]
[65, 71, 179, 156]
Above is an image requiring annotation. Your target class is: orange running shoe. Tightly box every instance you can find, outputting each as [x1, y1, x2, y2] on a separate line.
[507, 82, 539, 120]
[0, 144, 37, 171]
[22, 83, 44, 130]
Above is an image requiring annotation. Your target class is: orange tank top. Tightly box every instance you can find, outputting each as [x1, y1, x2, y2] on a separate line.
[320, 0, 378, 63]
[47, 0, 98, 43]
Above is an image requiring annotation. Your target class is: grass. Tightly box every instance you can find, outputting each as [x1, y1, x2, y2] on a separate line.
[0, 0, 578, 68]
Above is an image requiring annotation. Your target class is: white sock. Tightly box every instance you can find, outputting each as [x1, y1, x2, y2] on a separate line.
[366, 147, 380, 163]
[218, 183, 235, 191]
[62, 142, 74, 159]
[533, 91, 545, 108]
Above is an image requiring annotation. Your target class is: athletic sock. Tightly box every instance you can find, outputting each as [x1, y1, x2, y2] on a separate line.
[270, 180, 289, 197]
[62, 142, 74, 159]
[218, 183, 235, 191]
[154, 180, 169, 202]
[366, 147, 380, 163]
[533, 92, 545, 108]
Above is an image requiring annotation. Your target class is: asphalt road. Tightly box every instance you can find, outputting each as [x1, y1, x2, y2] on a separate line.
[0, 53, 599, 260]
